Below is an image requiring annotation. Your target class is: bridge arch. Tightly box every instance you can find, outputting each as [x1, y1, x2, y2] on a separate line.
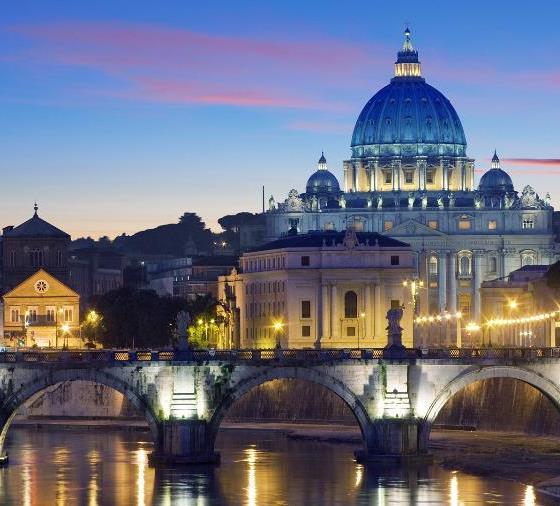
[208, 366, 371, 446]
[420, 365, 560, 448]
[0, 368, 160, 455]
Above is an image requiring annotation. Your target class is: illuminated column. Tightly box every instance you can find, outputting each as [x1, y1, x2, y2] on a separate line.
[321, 284, 330, 339]
[331, 284, 339, 339]
[374, 283, 383, 340]
[392, 159, 401, 191]
[416, 157, 427, 191]
[418, 253, 429, 315]
[473, 252, 483, 322]
[441, 159, 449, 191]
[438, 253, 447, 312]
[469, 161, 475, 190]
[369, 160, 378, 192]
[353, 161, 360, 191]
[448, 253, 457, 313]
[365, 284, 372, 338]
[460, 161, 466, 191]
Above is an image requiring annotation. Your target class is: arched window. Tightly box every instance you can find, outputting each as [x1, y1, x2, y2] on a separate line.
[29, 249, 43, 267]
[521, 250, 536, 267]
[344, 291, 358, 318]
[323, 222, 335, 231]
[428, 256, 438, 276]
[458, 251, 472, 277]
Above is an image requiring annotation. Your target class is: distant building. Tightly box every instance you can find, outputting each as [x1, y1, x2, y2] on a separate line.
[68, 248, 126, 302]
[146, 256, 237, 300]
[480, 265, 558, 347]
[2, 204, 70, 293]
[3, 269, 82, 348]
[218, 229, 414, 349]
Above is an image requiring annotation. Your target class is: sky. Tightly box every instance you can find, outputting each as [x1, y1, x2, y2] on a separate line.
[1, 0, 559, 238]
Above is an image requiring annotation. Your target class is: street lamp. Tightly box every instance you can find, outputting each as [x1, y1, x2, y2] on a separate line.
[359, 312, 366, 348]
[273, 320, 284, 348]
[61, 323, 70, 349]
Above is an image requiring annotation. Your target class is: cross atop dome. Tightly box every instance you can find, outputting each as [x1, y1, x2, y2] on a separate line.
[491, 150, 501, 169]
[395, 27, 422, 78]
[33, 202, 38, 216]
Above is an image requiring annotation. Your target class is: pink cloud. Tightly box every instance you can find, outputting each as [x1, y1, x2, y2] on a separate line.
[503, 158, 560, 166]
[286, 120, 352, 133]
[3, 21, 382, 110]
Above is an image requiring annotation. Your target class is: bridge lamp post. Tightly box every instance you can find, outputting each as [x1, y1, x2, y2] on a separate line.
[403, 279, 424, 345]
[273, 320, 284, 349]
[61, 324, 70, 349]
[465, 322, 481, 347]
[359, 312, 366, 348]
[508, 299, 518, 346]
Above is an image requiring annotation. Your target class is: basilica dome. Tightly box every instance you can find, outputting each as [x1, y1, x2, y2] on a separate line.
[306, 153, 340, 195]
[478, 151, 514, 193]
[351, 29, 467, 159]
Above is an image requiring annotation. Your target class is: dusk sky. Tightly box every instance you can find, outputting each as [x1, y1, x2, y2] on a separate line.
[1, 1, 559, 238]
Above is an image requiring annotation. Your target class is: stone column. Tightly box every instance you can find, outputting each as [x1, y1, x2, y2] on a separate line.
[441, 159, 448, 191]
[321, 284, 330, 339]
[374, 283, 383, 340]
[460, 161, 466, 191]
[392, 159, 401, 191]
[473, 252, 483, 322]
[448, 253, 457, 313]
[331, 284, 339, 339]
[365, 284, 372, 338]
[438, 253, 447, 312]
[369, 160, 378, 192]
[418, 252, 429, 316]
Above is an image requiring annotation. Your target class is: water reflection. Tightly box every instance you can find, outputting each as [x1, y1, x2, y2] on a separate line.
[0, 427, 544, 505]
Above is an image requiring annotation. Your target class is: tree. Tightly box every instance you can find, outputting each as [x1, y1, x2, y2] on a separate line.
[89, 287, 190, 348]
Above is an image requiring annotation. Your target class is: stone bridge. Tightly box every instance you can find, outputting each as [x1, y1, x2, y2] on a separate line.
[0, 347, 559, 465]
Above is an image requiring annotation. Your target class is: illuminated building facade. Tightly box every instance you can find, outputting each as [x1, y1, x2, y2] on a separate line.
[265, 29, 556, 323]
[218, 229, 414, 349]
[3, 268, 82, 348]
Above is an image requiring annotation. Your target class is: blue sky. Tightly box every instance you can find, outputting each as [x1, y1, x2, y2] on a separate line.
[1, 0, 559, 238]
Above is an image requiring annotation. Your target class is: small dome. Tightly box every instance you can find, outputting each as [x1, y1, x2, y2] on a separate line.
[478, 152, 514, 193]
[306, 170, 340, 195]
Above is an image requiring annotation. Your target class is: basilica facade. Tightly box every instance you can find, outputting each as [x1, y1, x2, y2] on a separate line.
[265, 29, 556, 323]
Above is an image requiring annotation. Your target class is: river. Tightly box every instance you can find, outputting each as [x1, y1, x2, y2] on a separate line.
[0, 427, 541, 505]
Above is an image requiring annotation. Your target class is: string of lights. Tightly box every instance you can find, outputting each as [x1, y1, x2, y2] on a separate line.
[486, 310, 560, 327]
[414, 312, 462, 325]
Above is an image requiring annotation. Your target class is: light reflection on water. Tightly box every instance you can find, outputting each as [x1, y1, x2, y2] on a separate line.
[0, 428, 544, 505]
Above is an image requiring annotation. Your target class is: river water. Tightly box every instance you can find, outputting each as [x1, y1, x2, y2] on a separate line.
[0, 427, 541, 505]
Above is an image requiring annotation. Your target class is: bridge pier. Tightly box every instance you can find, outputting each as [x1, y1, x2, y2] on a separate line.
[149, 420, 220, 465]
[355, 419, 432, 464]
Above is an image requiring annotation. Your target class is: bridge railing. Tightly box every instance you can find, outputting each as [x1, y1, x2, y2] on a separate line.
[0, 347, 559, 363]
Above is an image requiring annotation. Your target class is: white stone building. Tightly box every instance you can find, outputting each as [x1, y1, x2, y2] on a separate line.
[218, 230, 414, 349]
[265, 30, 557, 323]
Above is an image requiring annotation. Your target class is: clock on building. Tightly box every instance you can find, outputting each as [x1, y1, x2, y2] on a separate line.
[34, 280, 49, 293]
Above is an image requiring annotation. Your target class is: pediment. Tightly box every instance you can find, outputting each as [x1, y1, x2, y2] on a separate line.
[3, 269, 79, 299]
[388, 219, 446, 237]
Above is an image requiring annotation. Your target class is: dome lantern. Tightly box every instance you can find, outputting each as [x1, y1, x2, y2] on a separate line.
[395, 27, 422, 78]
[318, 151, 327, 171]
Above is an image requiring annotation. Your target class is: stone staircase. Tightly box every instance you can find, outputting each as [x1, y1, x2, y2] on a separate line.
[170, 392, 197, 419]
[383, 391, 411, 418]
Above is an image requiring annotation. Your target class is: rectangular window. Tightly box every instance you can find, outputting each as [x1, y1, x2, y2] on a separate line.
[488, 220, 497, 230]
[522, 218, 535, 229]
[426, 170, 435, 184]
[458, 219, 471, 230]
[346, 326, 356, 337]
[10, 307, 20, 323]
[390, 255, 400, 266]
[390, 299, 401, 309]
[404, 170, 414, 184]
[64, 307, 73, 323]
[56, 250, 63, 267]
[27, 308, 38, 323]
[9, 251, 15, 267]
[301, 300, 311, 319]
[384, 221, 393, 231]
[301, 325, 311, 337]
[428, 220, 438, 230]
[46, 307, 56, 323]
[301, 256, 310, 266]
[383, 171, 392, 184]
